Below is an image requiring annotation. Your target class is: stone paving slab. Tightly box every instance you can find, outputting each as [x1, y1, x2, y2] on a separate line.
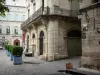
[0, 50, 80, 75]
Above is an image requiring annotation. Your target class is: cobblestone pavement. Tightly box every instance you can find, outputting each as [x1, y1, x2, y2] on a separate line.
[0, 50, 80, 75]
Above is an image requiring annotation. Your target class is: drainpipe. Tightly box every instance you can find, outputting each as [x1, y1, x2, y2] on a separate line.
[42, 0, 44, 13]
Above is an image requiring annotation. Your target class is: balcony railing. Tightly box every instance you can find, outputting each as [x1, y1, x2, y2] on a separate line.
[21, 6, 78, 29]
[21, 7, 43, 28]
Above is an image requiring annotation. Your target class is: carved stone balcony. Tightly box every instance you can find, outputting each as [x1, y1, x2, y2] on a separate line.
[21, 6, 78, 30]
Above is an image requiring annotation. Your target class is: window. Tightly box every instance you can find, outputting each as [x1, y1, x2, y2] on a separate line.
[33, 3, 36, 12]
[32, 33, 35, 38]
[0, 25, 2, 34]
[22, 15, 25, 21]
[14, 26, 18, 34]
[6, 26, 10, 35]
[15, 14, 18, 21]
[6, 14, 11, 20]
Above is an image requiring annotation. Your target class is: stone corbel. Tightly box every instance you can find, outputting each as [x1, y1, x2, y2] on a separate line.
[32, 24, 37, 30]
[41, 19, 48, 30]
[26, 28, 31, 33]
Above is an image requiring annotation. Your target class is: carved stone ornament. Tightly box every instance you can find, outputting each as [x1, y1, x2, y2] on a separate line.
[82, 32, 86, 39]
[41, 19, 48, 30]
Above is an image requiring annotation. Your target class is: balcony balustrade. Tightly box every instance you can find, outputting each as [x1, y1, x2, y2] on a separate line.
[21, 6, 78, 29]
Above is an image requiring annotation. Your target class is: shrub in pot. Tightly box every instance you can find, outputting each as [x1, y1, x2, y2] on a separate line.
[7, 45, 10, 56]
[9, 45, 14, 61]
[5, 45, 8, 55]
[11, 46, 23, 65]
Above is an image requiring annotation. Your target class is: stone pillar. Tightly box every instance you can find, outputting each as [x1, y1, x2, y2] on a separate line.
[47, 19, 59, 61]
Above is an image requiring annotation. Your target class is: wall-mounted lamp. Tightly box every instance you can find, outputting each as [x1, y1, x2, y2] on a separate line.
[78, 12, 83, 19]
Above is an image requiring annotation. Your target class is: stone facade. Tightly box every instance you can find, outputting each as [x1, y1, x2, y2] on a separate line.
[21, 0, 81, 61]
[80, 0, 100, 70]
[0, 0, 27, 46]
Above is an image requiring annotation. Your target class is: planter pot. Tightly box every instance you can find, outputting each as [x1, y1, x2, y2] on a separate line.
[6, 50, 8, 55]
[10, 54, 14, 61]
[13, 56, 22, 65]
[8, 52, 10, 57]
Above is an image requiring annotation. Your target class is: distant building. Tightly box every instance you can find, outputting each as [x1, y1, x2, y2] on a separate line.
[0, 0, 27, 46]
[21, 0, 81, 61]
[79, 0, 100, 70]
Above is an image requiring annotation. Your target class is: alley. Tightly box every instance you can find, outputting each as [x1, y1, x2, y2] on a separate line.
[0, 50, 80, 75]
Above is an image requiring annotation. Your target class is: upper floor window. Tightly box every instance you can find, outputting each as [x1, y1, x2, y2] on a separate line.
[33, 3, 36, 12]
[15, 14, 18, 21]
[6, 26, 10, 35]
[32, 33, 35, 38]
[14, 26, 18, 34]
[0, 25, 2, 34]
[13, 0, 16, 2]
[6, 14, 11, 20]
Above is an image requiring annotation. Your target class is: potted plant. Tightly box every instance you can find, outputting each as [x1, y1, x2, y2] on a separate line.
[9, 45, 14, 61]
[11, 46, 23, 65]
[5, 45, 8, 55]
[7, 45, 10, 56]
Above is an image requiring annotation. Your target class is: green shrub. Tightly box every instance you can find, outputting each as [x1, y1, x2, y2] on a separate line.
[5, 45, 8, 50]
[11, 46, 23, 56]
[9, 45, 13, 53]
[8, 45, 11, 52]
[6, 45, 9, 51]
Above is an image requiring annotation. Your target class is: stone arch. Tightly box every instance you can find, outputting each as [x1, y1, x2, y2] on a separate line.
[67, 28, 82, 57]
[39, 31, 44, 55]
[13, 39, 20, 46]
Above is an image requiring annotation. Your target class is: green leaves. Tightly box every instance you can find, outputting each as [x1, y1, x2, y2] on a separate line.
[68, 0, 83, 2]
[0, 0, 9, 16]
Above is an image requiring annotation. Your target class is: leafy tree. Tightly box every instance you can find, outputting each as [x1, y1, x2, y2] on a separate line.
[0, 0, 9, 16]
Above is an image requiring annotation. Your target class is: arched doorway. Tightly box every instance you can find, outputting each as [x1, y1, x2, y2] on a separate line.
[14, 39, 20, 46]
[39, 31, 44, 55]
[67, 30, 82, 57]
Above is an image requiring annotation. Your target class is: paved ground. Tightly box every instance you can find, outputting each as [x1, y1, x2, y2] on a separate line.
[0, 50, 80, 75]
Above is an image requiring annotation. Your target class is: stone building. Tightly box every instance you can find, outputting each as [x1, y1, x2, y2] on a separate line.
[0, 0, 27, 46]
[79, 0, 100, 70]
[21, 0, 81, 61]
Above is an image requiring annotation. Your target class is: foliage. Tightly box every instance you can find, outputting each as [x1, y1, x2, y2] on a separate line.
[11, 46, 23, 56]
[5, 45, 8, 50]
[5, 45, 10, 51]
[0, 0, 9, 16]
[9, 45, 13, 53]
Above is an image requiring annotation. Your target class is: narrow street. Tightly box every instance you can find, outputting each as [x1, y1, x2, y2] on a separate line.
[0, 50, 80, 75]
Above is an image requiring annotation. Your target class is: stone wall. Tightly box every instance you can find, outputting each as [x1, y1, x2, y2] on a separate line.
[81, 6, 100, 70]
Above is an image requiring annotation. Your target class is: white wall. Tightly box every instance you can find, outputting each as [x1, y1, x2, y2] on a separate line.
[5, 0, 27, 7]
